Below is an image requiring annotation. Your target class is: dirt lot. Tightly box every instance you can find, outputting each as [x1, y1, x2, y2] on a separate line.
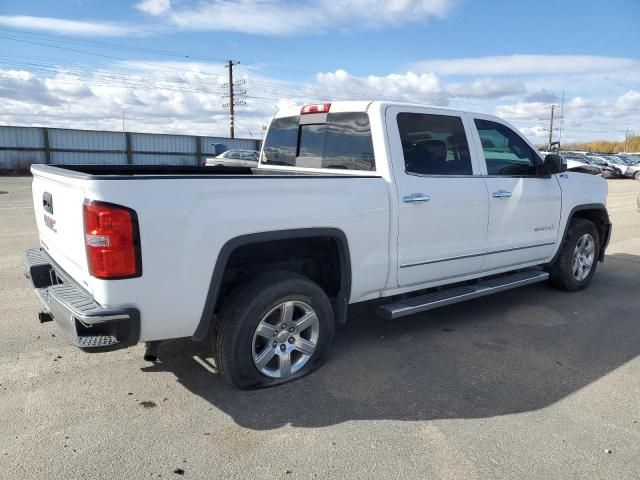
[1, 176, 639, 479]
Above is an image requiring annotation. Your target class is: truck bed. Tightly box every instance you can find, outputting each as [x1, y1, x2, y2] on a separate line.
[30, 163, 390, 342]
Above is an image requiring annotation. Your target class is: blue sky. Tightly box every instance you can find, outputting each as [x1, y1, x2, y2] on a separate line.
[0, 0, 639, 142]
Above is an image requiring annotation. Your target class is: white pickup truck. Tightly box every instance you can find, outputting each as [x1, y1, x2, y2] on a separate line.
[25, 101, 611, 389]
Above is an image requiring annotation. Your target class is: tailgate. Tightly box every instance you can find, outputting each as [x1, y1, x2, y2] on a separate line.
[31, 167, 91, 291]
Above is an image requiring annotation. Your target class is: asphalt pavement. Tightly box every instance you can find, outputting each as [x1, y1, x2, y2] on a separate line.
[1, 175, 639, 479]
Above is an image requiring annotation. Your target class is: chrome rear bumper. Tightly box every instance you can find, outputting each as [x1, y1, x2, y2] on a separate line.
[24, 248, 140, 352]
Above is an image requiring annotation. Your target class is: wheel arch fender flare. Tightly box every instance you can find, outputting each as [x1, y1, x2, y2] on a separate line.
[192, 228, 352, 341]
[548, 203, 611, 266]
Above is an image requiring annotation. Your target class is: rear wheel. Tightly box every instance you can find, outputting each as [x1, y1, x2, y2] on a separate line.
[214, 271, 334, 389]
[634, 171, 640, 181]
[549, 218, 600, 291]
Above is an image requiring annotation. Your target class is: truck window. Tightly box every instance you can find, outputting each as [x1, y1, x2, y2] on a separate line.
[474, 119, 539, 176]
[397, 113, 472, 176]
[262, 112, 375, 171]
[261, 116, 298, 166]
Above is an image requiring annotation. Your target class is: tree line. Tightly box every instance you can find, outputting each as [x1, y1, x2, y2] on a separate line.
[561, 135, 640, 153]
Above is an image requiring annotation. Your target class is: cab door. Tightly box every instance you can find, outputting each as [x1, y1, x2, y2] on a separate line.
[386, 106, 489, 287]
[469, 115, 562, 271]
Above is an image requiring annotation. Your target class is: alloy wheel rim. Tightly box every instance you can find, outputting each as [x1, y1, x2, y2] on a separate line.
[251, 300, 320, 379]
[572, 233, 595, 281]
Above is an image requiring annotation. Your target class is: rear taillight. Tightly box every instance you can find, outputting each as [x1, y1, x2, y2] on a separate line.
[83, 201, 141, 279]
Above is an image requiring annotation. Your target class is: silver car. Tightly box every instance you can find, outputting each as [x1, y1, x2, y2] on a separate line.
[205, 149, 260, 168]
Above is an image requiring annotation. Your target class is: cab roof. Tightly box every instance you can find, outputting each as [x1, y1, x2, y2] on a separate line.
[272, 100, 488, 119]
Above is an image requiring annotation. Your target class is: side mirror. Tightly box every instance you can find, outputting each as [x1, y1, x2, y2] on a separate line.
[543, 154, 567, 175]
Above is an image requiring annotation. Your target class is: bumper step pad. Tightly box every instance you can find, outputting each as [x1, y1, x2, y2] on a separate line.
[75, 335, 119, 349]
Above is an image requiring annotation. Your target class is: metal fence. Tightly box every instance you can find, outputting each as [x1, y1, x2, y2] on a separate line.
[0, 125, 261, 172]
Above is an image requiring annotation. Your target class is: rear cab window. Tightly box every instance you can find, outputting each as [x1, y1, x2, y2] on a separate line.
[261, 111, 376, 172]
[397, 112, 473, 176]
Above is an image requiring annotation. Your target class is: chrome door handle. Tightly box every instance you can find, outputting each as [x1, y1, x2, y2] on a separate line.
[403, 193, 431, 203]
[492, 190, 512, 198]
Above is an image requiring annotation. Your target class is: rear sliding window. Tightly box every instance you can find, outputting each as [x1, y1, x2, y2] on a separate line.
[261, 112, 375, 171]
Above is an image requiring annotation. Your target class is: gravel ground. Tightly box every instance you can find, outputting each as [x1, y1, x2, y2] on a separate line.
[1, 175, 639, 479]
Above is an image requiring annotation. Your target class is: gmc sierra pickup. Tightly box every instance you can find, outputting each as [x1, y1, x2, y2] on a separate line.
[24, 101, 611, 389]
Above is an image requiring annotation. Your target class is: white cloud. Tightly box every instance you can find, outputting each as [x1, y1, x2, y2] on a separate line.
[135, 0, 172, 16]
[44, 73, 94, 98]
[449, 79, 525, 99]
[495, 101, 549, 120]
[315, 69, 449, 105]
[523, 89, 559, 103]
[0, 70, 61, 106]
[412, 55, 640, 76]
[312, 70, 526, 104]
[0, 58, 638, 144]
[0, 64, 274, 137]
[0, 15, 146, 37]
[166, 0, 458, 35]
[615, 90, 640, 112]
[0, 0, 457, 37]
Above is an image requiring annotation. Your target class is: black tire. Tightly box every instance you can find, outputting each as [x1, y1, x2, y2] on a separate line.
[549, 218, 600, 291]
[214, 271, 334, 389]
[634, 171, 640, 181]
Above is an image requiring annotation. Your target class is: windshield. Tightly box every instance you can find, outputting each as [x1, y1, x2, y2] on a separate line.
[600, 156, 623, 165]
[564, 155, 587, 162]
[602, 155, 622, 163]
[588, 157, 607, 166]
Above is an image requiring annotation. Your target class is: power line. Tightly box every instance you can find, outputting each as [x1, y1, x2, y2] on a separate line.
[0, 34, 225, 80]
[0, 28, 320, 76]
[0, 60, 224, 95]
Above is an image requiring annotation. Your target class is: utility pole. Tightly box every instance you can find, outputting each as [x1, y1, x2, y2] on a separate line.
[625, 128, 629, 153]
[222, 60, 246, 139]
[540, 104, 562, 150]
[547, 104, 556, 149]
[558, 91, 565, 146]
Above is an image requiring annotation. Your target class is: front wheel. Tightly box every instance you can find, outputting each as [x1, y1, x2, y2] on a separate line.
[548, 218, 600, 291]
[214, 271, 334, 389]
[634, 171, 640, 181]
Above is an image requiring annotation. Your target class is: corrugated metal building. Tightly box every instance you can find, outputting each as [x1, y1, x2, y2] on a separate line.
[0, 125, 261, 171]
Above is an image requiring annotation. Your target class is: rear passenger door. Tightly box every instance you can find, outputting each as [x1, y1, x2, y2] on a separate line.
[469, 116, 562, 271]
[386, 106, 489, 287]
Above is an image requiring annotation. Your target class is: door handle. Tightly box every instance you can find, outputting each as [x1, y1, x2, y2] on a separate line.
[403, 193, 431, 203]
[492, 190, 512, 198]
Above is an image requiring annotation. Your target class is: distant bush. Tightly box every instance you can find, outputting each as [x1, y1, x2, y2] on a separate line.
[562, 135, 640, 153]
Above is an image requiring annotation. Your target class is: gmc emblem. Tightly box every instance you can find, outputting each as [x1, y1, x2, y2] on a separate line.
[44, 214, 57, 233]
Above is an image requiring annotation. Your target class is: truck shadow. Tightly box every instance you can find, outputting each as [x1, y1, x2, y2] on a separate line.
[143, 253, 640, 430]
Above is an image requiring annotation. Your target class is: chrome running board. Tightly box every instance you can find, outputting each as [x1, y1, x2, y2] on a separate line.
[377, 270, 549, 320]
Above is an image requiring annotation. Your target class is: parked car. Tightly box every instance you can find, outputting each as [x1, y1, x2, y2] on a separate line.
[620, 160, 640, 180]
[618, 154, 640, 164]
[589, 154, 629, 176]
[600, 155, 640, 180]
[619, 153, 640, 164]
[24, 101, 611, 389]
[205, 149, 259, 168]
[565, 154, 619, 178]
